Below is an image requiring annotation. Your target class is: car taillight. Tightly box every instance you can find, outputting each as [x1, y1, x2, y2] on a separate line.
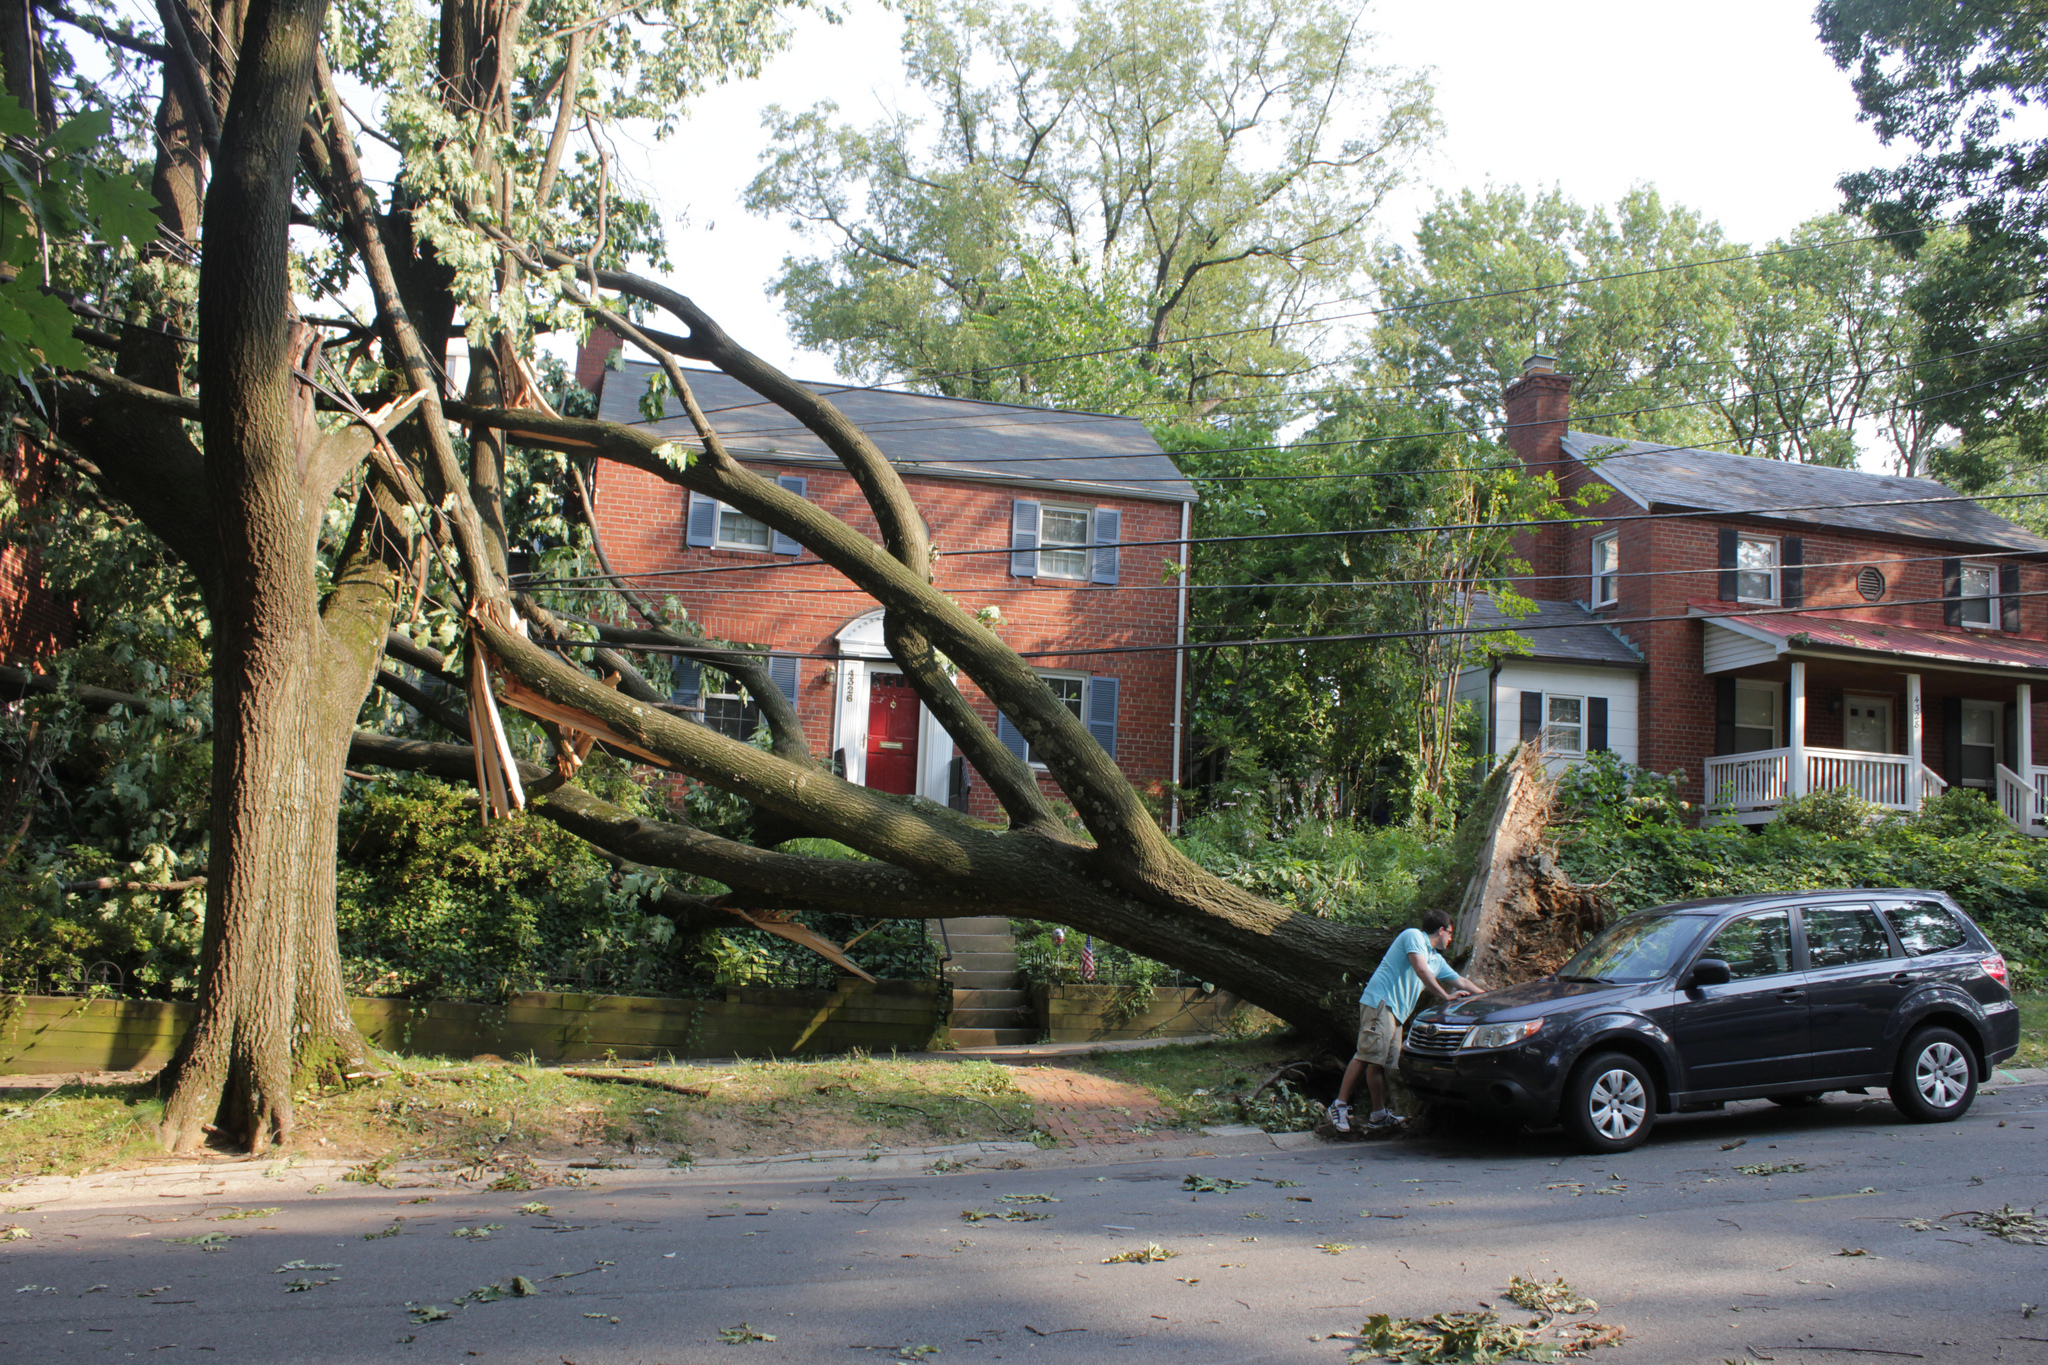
[1982, 955, 2008, 988]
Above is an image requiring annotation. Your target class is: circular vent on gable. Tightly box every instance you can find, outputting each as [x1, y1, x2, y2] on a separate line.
[1857, 566, 1887, 602]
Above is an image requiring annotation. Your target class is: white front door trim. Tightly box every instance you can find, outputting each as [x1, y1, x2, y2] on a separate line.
[832, 609, 954, 801]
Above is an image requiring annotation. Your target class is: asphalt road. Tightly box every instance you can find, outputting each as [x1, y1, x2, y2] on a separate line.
[3, 1080, 2044, 1364]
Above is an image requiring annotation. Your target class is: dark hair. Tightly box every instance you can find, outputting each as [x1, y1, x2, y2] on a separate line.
[1420, 909, 1453, 935]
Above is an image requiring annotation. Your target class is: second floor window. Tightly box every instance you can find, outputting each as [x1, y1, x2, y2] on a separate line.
[1591, 533, 1619, 607]
[1038, 505, 1093, 580]
[1736, 536, 1778, 603]
[1959, 564, 1997, 627]
[1544, 695, 1584, 754]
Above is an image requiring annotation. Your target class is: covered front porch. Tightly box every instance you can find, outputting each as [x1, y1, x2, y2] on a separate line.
[1697, 610, 2048, 834]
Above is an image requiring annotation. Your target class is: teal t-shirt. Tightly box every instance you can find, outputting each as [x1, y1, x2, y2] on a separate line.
[1358, 926, 1459, 1018]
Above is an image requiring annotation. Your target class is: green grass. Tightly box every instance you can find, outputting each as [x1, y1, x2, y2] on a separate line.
[1067, 1035, 1311, 1129]
[0, 1052, 1039, 1180]
[2014, 991, 2047, 1071]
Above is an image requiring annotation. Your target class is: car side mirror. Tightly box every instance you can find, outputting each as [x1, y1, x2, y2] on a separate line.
[1686, 957, 1732, 989]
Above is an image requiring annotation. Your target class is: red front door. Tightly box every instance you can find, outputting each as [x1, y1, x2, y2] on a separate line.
[865, 672, 920, 794]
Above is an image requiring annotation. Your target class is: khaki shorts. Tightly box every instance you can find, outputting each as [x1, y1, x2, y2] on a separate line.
[1351, 1003, 1403, 1067]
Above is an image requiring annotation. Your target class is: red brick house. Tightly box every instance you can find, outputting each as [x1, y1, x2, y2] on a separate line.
[578, 343, 1196, 824]
[1466, 356, 2048, 832]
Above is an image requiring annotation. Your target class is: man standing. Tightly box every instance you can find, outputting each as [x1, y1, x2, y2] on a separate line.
[1326, 908, 1482, 1133]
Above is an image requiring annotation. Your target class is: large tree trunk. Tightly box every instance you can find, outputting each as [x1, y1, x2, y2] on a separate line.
[154, 0, 378, 1153]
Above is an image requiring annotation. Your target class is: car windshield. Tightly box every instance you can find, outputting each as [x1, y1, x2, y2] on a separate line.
[1557, 914, 1709, 983]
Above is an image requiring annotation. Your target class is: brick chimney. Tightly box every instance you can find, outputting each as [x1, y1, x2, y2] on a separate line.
[1503, 353, 1573, 601]
[574, 324, 624, 396]
[1502, 352, 1571, 474]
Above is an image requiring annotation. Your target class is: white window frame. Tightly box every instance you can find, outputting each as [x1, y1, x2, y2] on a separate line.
[1591, 532, 1619, 608]
[1959, 563, 1999, 630]
[1018, 671, 1088, 766]
[1037, 504, 1093, 581]
[715, 503, 772, 552]
[1735, 535, 1779, 604]
[701, 676, 761, 742]
[1732, 678, 1783, 752]
[1543, 693, 1586, 755]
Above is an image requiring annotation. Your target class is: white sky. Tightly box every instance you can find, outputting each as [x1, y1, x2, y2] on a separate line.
[613, 0, 1898, 384]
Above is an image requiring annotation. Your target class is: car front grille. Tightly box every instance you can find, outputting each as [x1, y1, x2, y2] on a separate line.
[1405, 1020, 1470, 1054]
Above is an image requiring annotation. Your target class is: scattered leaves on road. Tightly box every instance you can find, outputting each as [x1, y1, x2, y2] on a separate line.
[1102, 1243, 1177, 1263]
[161, 1232, 235, 1251]
[1948, 1204, 2048, 1245]
[718, 1323, 776, 1343]
[1182, 1174, 1249, 1193]
[999, 1193, 1059, 1204]
[1316, 1243, 1353, 1256]
[406, 1303, 451, 1323]
[1505, 1276, 1598, 1316]
[1735, 1162, 1805, 1177]
[0, 1224, 27, 1241]
[516, 1201, 551, 1216]
[1835, 1248, 1871, 1257]
[212, 1206, 279, 1221]
[364, 1220, 403, 1240]
[450, 1224, 502, 1240]
[273, 1261, 340, 1273]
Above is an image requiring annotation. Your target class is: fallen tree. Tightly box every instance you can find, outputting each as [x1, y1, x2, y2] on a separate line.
[11, 0, 1552, 1151]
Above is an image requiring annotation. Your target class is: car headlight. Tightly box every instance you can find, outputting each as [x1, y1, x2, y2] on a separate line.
[1459, 1019, 1544, 1050]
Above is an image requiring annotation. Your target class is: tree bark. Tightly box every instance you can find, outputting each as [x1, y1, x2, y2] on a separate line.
[154, 0, 379, 1153]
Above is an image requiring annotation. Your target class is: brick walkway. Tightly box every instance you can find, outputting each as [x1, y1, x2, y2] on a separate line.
[1005, 1065, 1175, 1146]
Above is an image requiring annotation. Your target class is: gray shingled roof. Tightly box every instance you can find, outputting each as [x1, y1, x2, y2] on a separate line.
[1467, 595, 1643, 668]
[599, 362, 1197, 504]
[1562, 431, 2048, 553]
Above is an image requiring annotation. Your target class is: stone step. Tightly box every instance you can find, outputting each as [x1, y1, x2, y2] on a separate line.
[934, 915, 1014, 932]
[950, 1008, 1037, 1029]
[952, 988, 1028, 1011]
[947, 969, 1020, 991]
[946, 1028, 1039, 1048]
[939, 934, 1017, 956]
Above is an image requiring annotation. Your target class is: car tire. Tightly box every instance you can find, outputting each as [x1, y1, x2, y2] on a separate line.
[1890, 1026, 1977, 1123]
[1768, 1092, 1826, 1107]
[1562, 1051, 1655, 1154]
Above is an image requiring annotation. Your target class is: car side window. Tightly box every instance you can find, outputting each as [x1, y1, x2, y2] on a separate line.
[1703, 910, 1793, 981]
[1800, 904, 1895, 968]
[1882, 902, 1968, 957]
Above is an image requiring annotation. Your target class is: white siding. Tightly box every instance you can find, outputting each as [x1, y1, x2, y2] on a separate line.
[1490, 662, 1641, 771]
[1702, 621, 1778, 674]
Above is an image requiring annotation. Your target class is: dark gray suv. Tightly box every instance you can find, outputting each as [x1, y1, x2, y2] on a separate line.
[1398, 889, 2020, 1153]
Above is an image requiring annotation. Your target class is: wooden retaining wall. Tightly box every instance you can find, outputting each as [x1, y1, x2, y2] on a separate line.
[1032, 984, 1247, 1043]
[0, 980, 943, 1075]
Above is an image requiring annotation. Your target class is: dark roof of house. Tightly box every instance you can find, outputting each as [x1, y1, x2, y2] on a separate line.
[1467, 595, 1643, 668]
[1697, 603, 2048, 676]
[1561, 431, 2048, 553]
[598, 362, 1198, 504]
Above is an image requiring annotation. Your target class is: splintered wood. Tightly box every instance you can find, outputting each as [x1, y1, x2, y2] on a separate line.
[1453, 745, 1604, 989]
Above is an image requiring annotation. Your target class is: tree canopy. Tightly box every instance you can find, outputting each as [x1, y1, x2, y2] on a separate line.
[746, 0, 1439, 419]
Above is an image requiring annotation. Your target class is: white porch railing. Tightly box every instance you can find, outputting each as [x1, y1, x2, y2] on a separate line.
[1706, 747, 1953, 815]
[1703, 748, 1790, 810]
[1998, 764, 2047, 834]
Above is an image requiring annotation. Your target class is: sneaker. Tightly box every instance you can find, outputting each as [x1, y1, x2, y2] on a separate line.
[1325, 1100, 1353, 1133]
[1366, 1108, 1405, 1129]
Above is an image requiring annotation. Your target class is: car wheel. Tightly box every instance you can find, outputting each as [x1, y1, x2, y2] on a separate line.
[1768, 1092, 1826, 1107]
[1563, 1051, 1655, 1154]
[1890, 1027, 1977, 1123]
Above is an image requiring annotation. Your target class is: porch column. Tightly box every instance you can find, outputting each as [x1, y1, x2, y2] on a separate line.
[1788, 660, 1807, 799]
[1906, 672, 1924, 812]
[2020, 681, 2035, 823]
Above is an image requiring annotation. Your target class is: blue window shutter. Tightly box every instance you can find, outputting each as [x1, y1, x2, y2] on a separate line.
[772, 475, 807, 555]
[669, 660, 703, 711]
[686, 492, 717, 548]
[1090, 506, 1121, 585]
[767, 653, 799, 701]
[1010, 499, 1040, 578]
[1087, 675, 1119, 759]
[995, 710, 1029, 762]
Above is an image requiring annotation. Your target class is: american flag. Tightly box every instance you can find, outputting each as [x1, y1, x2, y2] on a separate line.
[1080, 936, 1096, 982]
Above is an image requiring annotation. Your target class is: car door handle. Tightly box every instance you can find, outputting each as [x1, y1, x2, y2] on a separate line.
[1890, 973, 1916, 986]
[1776, 988, 1805, 1001]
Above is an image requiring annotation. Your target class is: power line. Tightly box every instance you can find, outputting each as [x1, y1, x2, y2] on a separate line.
[529, 589, 2048, 665]
[514, 545, 2022, 601]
